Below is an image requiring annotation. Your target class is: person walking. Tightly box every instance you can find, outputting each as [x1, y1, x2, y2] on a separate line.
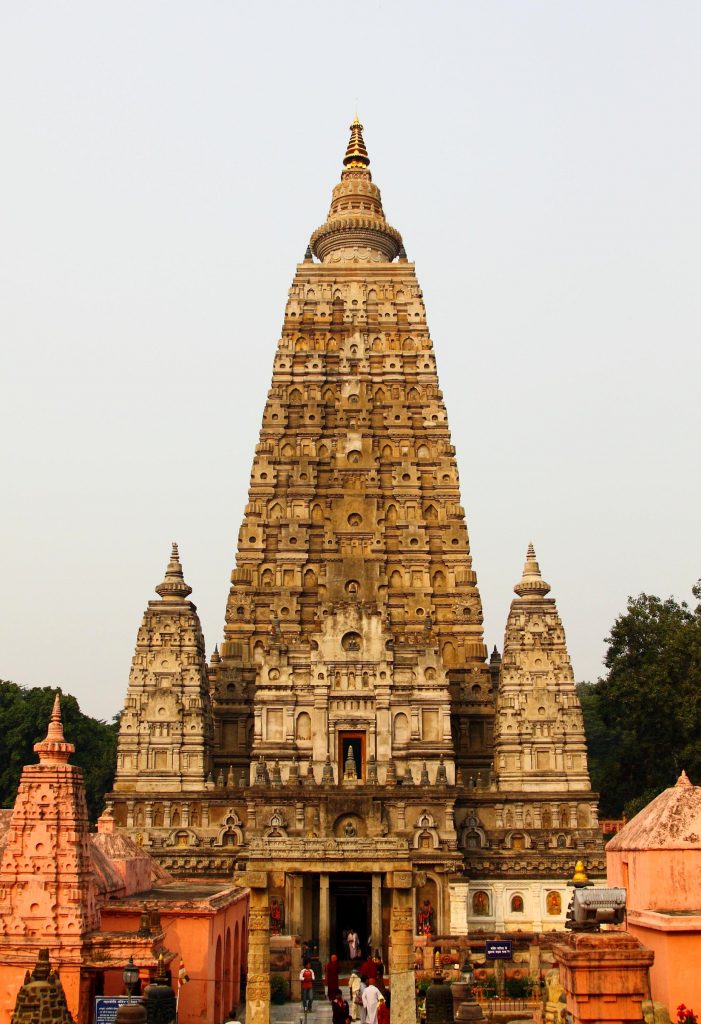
[331, 992, 350, 1024]
[300, 958, 315, 1012]
[349, 969, 363, 1022]
[362, 979, 381, 1024]
[325, 954, 341, 1000]
[377, 994, 390, 1024]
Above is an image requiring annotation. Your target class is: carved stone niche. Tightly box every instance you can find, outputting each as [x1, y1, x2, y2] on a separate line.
[216, 809, 244, 847]
[413, 810, 439, 850]
[333, 813, 366, 838]
[263, 809, 289, 838]
[166, 827, 200, 848]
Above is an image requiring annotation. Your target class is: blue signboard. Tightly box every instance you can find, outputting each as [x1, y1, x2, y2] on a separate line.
[485, 939, 513, 960]
[95, 997, 142, 1023]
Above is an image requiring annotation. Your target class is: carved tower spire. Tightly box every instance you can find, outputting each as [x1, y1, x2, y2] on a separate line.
[114, 543, 213, 794]
[494, 544, 593, 795]
[210, 117, 491, 786]
[0, 699, 99, 981]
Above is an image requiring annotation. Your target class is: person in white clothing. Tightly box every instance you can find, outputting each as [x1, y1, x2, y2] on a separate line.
[349, 970, 363, 1023]
[347, 928, 360, 960]
[362, 980, 381, 1024]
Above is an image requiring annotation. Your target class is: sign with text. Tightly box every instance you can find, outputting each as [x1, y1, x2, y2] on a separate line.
[94, 996, 142, 1023]
[485, 939, 513, 960]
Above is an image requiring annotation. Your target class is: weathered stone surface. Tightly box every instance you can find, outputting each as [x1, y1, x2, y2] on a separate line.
[10, 949, 74, 1024]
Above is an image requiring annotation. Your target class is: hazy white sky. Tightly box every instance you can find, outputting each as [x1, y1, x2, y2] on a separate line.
[1, 2, 699, 723]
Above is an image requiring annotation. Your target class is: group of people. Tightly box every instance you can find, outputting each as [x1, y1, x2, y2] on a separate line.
[299, 951, 391, 1024]
[346, 964, 390, 1024]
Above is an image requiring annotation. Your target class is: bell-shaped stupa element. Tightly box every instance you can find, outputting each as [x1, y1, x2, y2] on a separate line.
[155, 542, 193, 602]
[310, 117, 403, 263]
[34, 694, 75, 766]
[513, 542, 551, 598]
[322, 755, 335, 785]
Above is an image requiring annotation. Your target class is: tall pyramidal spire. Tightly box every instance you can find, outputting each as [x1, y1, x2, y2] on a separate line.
[108, 119, 606, 957]
[212, 115, 491, 788]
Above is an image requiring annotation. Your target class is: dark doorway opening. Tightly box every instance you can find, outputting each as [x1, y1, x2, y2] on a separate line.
[330, 873, 371, 960]
[338, 731, 365, 781]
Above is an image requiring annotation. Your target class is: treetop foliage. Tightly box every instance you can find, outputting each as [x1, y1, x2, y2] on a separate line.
[579, 581, 701, 818]
[0, 681, 117, 823]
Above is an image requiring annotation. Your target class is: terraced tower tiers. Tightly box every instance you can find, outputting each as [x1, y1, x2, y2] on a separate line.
[210, 118, 493, 787]
[110, 123, 604, 1024]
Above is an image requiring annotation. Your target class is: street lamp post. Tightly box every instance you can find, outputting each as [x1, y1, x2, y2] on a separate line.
[123, 956, 139, 997]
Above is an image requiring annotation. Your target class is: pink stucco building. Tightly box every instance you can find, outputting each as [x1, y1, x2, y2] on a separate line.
[607, 770, 701, 1016]
[0, 697, 248, 1023]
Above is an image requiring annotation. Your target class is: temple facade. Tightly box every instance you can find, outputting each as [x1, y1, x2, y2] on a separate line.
[108, 119, 604, 1023]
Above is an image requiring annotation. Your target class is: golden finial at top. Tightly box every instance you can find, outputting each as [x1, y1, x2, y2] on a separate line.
[571, 860, 590, 886]
[343, 116, 370, 168]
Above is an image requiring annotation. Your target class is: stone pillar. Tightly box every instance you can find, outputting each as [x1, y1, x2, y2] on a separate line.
[388, 874, 415, 1024]
[552, 931, 654, 1024]
[372, 873, 382, 953]
[493, 882, 506, 932]
[290, 873, 304, 937]
[448, 882, 469, 935]
[244, 872, 270, 1024]
[290, 942, 302, 1002]
[319, 873, 330, 964]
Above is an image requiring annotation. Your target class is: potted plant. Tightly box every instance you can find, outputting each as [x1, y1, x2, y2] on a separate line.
[270, 974, 290, 1005]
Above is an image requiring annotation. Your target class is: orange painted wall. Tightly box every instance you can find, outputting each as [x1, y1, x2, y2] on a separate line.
[608, 848, 701, 913]
[0, 963, 83, 1024]
[608, 847, 701, 1013]
[626, 925, 701, 1014]
[100, 893, 247, 1024]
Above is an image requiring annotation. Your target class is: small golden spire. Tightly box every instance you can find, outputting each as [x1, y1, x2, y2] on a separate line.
[571, 860, 590, 885]
[343, 115, 370, 168]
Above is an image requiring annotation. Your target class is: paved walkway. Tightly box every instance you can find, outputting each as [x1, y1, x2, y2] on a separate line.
[235, 1000, 333, 1024]
[269, 1002, 333, 1024]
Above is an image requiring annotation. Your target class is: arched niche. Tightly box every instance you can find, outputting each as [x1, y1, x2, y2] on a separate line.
[296, 712, 312, 741]
[393, 712, 410, 744]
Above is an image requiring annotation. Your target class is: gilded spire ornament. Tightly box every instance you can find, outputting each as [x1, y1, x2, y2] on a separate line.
[343, 115, 370, 168]
[309, 116, 403, 262]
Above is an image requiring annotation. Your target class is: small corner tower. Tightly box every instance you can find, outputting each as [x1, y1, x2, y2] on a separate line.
[114, 543, 213, 794]
[0, 698, 98, 1016]
[494, 544, 592, 794]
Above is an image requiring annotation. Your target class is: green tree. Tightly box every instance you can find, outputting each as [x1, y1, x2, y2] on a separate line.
[0, 681, 117, 822]
[584, 582, 701, 818]
[576, 681, 618, 815]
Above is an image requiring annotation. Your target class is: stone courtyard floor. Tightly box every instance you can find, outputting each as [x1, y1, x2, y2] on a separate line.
[237, 1000, 334, 1024]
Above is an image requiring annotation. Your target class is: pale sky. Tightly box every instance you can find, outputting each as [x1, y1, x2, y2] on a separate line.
[1, 2, 699, 723]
